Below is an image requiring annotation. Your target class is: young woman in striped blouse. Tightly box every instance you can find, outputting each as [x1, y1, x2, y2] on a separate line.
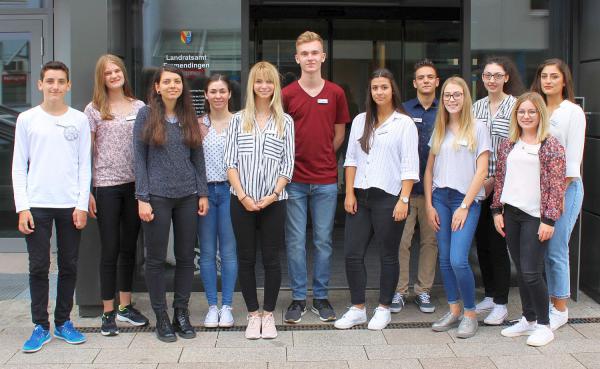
[224, 61, 294, 340]
[472, 56, 524, 325]
[334, 68, 419, 331]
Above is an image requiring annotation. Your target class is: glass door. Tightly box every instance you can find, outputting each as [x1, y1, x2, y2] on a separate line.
[0, 19, 44, 248]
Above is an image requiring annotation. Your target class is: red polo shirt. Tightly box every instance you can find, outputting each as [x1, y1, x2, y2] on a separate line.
[282, 80, 350, 184]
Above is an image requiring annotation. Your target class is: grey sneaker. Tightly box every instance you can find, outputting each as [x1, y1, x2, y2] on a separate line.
[390, 292, 405, 313]
[456, 315, 478, 338]
[415, 292, 436, 313]
[284, 300, 307, 324]
[432, 312, 461, 332]
[311, 299, 336, 322]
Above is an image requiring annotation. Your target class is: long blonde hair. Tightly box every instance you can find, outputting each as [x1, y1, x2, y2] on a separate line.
[242, 61, 285, 136]
[430, 76, 477, 154]
[508, 92, 550, 143]
[92, 54, 135, 120]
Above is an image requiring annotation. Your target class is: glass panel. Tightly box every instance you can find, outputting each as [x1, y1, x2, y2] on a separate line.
[471, 0, 550, 99]
[134, 0, 242, 113]
[0, 0, 45, 9]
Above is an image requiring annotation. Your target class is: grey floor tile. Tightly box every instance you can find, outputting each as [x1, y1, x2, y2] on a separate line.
[448, 325, 509, 343]
[449, 341, 538, 357]
[0, 350, 16, 365]
[383, 328, 453, 345]
[572, 352, 600, 369]
[159, 364, 266, 369]
[365, 344, 455, 360]
[128, 332, 217, 348]
[419, 356, 496, 369]
[537, 338, 600, 354]
[490, 354, 586, 369]
[216, 331, 292, 348]
[93, 348, 182, 364]
[348, 359, 423, 369]
[571, 323, 600, 339]
[69, 365, 157, 369]
[179, 347, 285, 363]
[0, 365, 69, 369]
[7, 349, 100, 365]
[293, 330, 386, 346]
[287, 346, 367, 361]
[51, 333, 136, 349]
[269, 361, 349, 369]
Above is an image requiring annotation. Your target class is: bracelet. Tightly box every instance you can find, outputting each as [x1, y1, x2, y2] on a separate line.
[273, 190, 281, 197]
[239, 194, 248, 202]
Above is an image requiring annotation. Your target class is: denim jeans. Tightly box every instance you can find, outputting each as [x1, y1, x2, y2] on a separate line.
[432, 187, 481, 311]
[197, 182, 237, 306]
[285, 182, 338, 300]
[546, 178, 584, 299]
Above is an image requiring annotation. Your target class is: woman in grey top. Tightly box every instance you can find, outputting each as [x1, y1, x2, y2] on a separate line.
[133, 65, 209, 343]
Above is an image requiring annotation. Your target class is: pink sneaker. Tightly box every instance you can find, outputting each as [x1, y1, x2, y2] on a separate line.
[245, 314, 261, 340]
[261, 312, 277, 339]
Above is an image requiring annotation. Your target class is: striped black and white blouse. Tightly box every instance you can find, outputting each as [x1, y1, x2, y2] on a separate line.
[473, 95, 517, 177]
[224, 111, 295, 201]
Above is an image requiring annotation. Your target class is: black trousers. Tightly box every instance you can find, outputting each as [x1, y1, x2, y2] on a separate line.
[26, 207, 81, 330]
[95, 182, 141, 301]
[476, 193, 511, 304]
[230, 196, 285, 312]
[344, 188, 405, 306]
[142, 194, 198, 313]
[503, 205, 549, 325]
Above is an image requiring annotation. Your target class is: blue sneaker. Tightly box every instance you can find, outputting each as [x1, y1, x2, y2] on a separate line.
[22, 325, 51, 353]
[54, 320, 86, 345]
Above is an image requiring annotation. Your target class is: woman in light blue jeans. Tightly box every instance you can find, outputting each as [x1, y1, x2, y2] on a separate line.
[197, 74, 238, 328]
[531, 58, 586, 330]
[424, 76, 490, 339]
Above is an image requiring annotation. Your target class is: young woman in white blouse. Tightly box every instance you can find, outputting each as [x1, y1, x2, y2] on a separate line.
[197, 74, 237, 328]
[531, 58, 586, 330]
[334, 68, 418, 331]
[224, 61, 294, 340]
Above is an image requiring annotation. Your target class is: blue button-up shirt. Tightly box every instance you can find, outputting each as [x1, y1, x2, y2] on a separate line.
[402, 97, 438, 195]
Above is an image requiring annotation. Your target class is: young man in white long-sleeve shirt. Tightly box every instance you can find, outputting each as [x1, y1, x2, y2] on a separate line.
[12, 61, 91, 353]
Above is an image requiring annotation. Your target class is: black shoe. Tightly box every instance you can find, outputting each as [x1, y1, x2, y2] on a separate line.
[311, 298, 336, 322]
[117, 304, 149, 326]
[101, 310, 119, 336]
[284, 300, 307, 324]
[155, 311, 177, 343]
[173, 307, 196, 339]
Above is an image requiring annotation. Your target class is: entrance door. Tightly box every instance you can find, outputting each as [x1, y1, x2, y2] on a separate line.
[0, 19, 45, 250]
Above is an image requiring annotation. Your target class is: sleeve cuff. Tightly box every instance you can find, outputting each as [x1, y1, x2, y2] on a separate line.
[541, 217, 555, 226]
[136, 194, 150, 202]
[400, 172, 420, 183]
[491, 207, 503, 216]
[566, 161, 581, 178]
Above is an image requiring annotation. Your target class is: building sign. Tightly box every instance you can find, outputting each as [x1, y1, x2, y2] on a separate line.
[163, 53, 210, 116]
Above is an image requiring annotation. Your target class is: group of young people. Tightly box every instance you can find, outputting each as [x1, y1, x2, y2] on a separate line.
[12, 30, 585, 352]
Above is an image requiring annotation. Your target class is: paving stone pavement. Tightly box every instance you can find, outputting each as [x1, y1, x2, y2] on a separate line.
[0, 289, 598, 368]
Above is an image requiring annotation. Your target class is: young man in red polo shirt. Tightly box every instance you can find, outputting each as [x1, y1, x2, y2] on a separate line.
[283, 31, 350, 323]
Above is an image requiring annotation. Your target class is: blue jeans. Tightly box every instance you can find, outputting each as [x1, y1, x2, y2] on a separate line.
[432, 187, 481, 311]
[197, 182, 238, 306]
[285, 182, 338, 300]
[546, 179, 584, 299]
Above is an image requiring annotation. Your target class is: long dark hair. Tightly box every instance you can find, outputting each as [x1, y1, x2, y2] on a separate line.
[530, 58, 575, 103]
[143, 65, 201, 147]
[204, 74, 232, 114]
[483, 56, 525, 96]
[359, 68, 406, 153]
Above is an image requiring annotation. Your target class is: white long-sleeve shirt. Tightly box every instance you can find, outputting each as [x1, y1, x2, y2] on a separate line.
[549, 100, 586, 178]
[344, 111, 420, 196]
[12, 105, 91, 212]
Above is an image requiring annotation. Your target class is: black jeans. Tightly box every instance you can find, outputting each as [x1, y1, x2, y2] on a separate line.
[344, 188, 406, 306]
[504, 205, 549, 325]
[26, 207, 81, 330]
[95, 182, 141, 301]
[476, 193, 511, 304]
[142, 194, 198, 313]
[230, 196, 285, 312]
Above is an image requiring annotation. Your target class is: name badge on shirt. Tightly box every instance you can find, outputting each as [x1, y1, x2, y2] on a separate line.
[125, 115, 137, 122]
[412, 117, 423, 123]
[317, 98, 329, 104]
[458, 139, 468, 146]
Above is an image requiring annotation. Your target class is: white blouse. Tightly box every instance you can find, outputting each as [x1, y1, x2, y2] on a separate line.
[549, 100, 586, 178]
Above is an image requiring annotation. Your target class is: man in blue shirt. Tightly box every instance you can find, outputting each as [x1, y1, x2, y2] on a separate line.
[391, 59, 439, 314]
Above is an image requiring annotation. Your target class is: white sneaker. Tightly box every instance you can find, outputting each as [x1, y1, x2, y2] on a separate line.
[334, 306, 367, 329]
[501, 316, 536, 337]
[204, 305, 219, 328]
[484, 304, 508, 325]
[475, 297, 495, 313]
[527, 324, 554, 346]
[218, 305, 234, 327]
[549, 306, 568, 331]
[368, 307, 391, 330]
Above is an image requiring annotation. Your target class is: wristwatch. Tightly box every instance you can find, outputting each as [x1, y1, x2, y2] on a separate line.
[400, 196, 409, 204]
[460, 202, 468, 209]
